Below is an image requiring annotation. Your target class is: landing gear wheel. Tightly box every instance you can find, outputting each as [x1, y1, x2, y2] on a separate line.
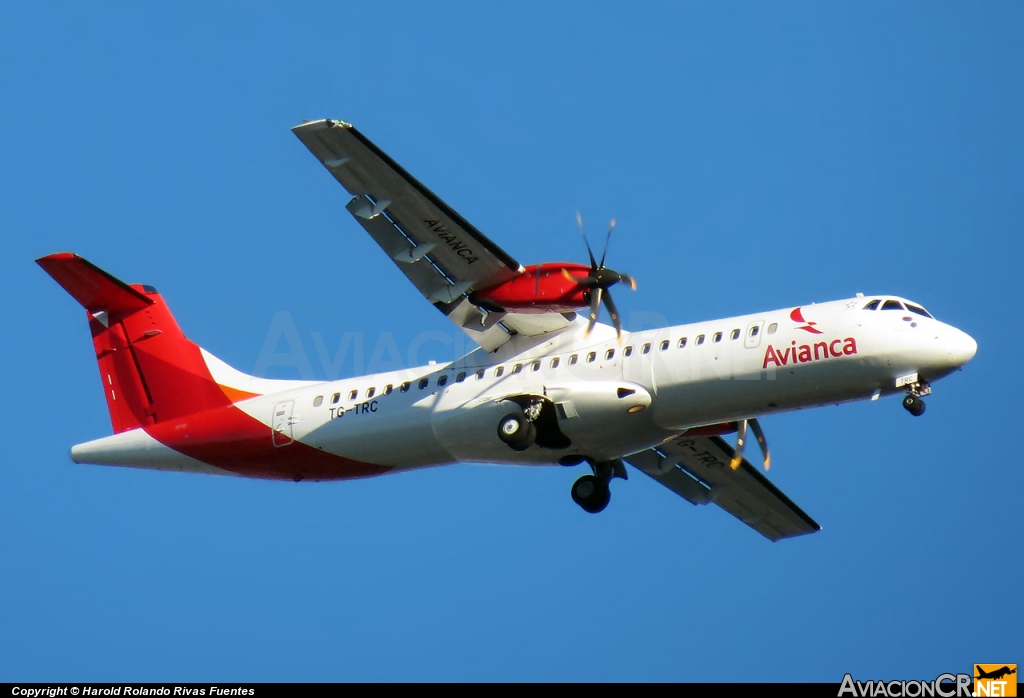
[497, 413, 536, 451]
[571, 475, 611, 514]
[903, 394, 926, 417]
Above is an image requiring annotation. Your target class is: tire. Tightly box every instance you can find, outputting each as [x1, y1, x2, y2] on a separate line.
[498, 413, 527, 443]
[498, 413, 536, 450]
[903, 395, 926, 417]
[571, 475, 611, 514]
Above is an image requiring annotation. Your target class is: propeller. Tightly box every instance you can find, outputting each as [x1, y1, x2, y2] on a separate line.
[728, 418, 771, 471]
[563, 212, 637, 337]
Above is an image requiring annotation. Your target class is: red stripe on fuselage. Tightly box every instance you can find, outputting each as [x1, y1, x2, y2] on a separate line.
[144, 404, 390, 481]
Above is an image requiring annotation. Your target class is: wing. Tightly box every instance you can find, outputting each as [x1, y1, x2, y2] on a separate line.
[292, 120, 574, 351]
[625, 435, 821, 541]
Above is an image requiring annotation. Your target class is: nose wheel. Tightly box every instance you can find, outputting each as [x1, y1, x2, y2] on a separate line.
[902, 394, 926, 417]
[900, 377, 931, 417]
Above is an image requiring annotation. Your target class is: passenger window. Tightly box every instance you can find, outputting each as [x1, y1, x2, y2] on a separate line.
[332, 393, 341, 404]
[512, 363, 523, 374]
[767, 323, 778, 334]
[713, 332, 722, 343]
[882, 300, 905, 311]
[531, 361, 540, 372]
[586, 352, 596, 363]
[906, 303, 933, 318]
[400, 382, 411, 393]
[437, 374, 448, 387]
[550, 358, 560, 369]
[731, 329, 740, 340]
[863, 299, 881, 310]
[313, 395, 323, 407]
[348, 389, 358, 400]
[660, 340, 669, 351]
[475, 369, 485, 380]
[750, 325, 759, 337]
[605, 349, 615, 360]
[678, 337, 687, 348]
[455, 371, 466, 382]
[642, 343, 651, 354]
[568, 355, 578, 365]
[495, 366, 505, 377]
[624, 345, 633, 357]
[383, 384, 393, 395]
[418, 378, 429, 389]
[696, 334, 705, 345]
[366, 387, 375, 398]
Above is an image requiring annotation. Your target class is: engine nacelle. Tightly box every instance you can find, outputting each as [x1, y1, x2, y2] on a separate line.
[472, 263, 592, 314]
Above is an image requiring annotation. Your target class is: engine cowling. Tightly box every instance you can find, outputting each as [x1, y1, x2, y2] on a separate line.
[472, 263, 593, 314]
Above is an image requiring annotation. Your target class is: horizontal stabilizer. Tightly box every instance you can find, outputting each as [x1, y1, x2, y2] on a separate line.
[36, 252, 153, 313]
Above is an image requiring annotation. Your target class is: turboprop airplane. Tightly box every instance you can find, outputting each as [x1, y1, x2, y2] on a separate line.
[37, 119, 978, 541]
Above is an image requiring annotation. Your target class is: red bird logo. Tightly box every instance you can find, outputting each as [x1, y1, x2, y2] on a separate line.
[790, 307, 823, 334]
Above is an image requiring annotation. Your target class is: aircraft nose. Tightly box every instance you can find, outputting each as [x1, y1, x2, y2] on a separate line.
[947, 328, 977, 367]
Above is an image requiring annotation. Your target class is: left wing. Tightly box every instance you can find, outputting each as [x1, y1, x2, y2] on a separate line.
[625, 435, 821, 541]
[292, 119, 574, 351]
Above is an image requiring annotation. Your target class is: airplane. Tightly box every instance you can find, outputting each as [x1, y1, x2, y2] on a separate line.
[976, 667, 1017, 681]
[36, 119, 978, 542]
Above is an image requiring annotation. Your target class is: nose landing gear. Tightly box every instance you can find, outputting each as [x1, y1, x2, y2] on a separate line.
[900, 376, 931, 417]
[902, 394, 926, 417]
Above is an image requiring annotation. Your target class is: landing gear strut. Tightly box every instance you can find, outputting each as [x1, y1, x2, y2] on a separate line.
[570, 459, 627, 514]
[901, 379, 930, 417]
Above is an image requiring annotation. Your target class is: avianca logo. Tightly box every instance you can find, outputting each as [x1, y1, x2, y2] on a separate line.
[791, 307, 823, 334]
[763, 338, 858, 369]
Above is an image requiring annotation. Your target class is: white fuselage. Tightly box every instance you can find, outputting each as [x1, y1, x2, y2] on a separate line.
[71, 295, 975, 477]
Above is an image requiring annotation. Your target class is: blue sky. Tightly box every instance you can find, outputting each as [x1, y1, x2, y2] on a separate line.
[2, 1, 1021, 682]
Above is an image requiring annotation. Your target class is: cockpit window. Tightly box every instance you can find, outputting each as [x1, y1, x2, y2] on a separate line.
[881, 300, 905, 311]
[905, 303, 933, 319]
[862, 299, 880, 310]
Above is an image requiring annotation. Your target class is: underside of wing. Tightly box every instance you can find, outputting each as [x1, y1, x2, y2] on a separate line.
[625, 435, 821, 541]
[292, 120, 575, 350]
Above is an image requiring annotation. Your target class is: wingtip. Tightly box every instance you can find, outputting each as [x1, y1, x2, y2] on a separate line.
[291, 118, 351, 132]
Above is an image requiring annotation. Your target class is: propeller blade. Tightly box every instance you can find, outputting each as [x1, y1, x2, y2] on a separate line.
[729, 419, 748, 470]
[563, 267, 598, 288]
[748, 418, 770, 470]
[599, 218, 616, 269]
[576, 211, 597, 269]
[535, 265, 542, 296]
[602, 288, 622, 338]
[585, 287, 603, 336]
[625, 274, 637, 291]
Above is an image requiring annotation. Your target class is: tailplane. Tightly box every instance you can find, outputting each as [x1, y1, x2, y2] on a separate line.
[38, 253, 260, 433]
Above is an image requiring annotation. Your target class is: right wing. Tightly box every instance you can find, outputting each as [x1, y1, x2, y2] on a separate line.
[625, 435, 821, 542]
[292, 119, 575, 351]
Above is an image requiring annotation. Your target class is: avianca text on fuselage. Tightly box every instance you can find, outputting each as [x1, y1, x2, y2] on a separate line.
[763, 337, 858, 369]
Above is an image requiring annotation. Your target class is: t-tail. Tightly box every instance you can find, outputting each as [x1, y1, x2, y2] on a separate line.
[37, 253, 261, 433]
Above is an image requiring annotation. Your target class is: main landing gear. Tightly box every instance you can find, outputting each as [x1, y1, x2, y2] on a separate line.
[497, 412, 536, 451]
[570, 459, 627, 514]
[901, 379, 931, 417]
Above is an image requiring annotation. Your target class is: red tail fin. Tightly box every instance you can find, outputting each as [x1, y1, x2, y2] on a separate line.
[38, 253, 234, 433]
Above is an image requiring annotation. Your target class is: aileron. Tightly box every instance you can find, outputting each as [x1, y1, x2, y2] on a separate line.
[627, 434, 821, 541]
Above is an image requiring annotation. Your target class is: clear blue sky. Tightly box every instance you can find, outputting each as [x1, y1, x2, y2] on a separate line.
[2, 1, 1020, 682]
